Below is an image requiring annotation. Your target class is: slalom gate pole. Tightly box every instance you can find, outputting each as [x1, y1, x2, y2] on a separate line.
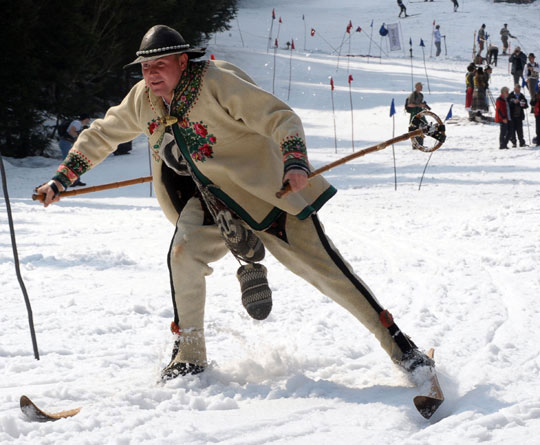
[287, 40, 294, 101]
[430, 21, 435, 58]
[348, 76, 355, 152]
[526, 109, 532, 146]
[422, 47, 431, 94]
[392, 115, 397, 191]
[410, 47, 414, 90]
[272, 39, 278, 95]
[443, 36, 448, 56]
[0, 152, 40, 360]
[237, 16, 245, 47]
[330, 78, 338, 154]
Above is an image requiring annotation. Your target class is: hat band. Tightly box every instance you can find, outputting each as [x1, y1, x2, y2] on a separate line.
[136, 44, 190, 56]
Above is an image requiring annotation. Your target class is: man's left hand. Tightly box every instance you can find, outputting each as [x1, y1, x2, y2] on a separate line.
[283, 169, 309, 193]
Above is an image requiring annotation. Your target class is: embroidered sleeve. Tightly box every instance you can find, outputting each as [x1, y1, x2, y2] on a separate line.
[281, 135, 310, 175]
[52, 150, 93, 187]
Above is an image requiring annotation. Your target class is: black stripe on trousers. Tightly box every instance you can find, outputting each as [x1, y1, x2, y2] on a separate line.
[167, 224, 180, 325]
[311, 215, 415, 354]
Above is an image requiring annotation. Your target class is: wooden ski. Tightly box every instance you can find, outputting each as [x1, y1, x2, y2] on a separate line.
[413, 349, 444, 419]
[20, 395, 81, 422]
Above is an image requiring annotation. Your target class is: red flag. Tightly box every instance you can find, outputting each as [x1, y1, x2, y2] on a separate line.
[346, 20, 353, 34]
[330, 77, 335, 91]
[279, 17, 282, 24]
[275, 38, 278, 48]
[272, 8, 276, 19]
[348, 74, 353, 84]
[310, 28, 315, 37]
[291, 39, 295, 50]
[356, 26, 362, 33]
[210, 54, 215, 60]
[433, 20, 436, 26]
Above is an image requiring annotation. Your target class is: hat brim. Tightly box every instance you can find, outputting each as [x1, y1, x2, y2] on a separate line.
[123, 48, 206, 69]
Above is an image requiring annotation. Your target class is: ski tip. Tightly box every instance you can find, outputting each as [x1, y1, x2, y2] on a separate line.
[20, 395, 81, 422]
[413, 395, 444, 419]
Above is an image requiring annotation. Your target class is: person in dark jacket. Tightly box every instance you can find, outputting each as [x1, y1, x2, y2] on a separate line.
[495, 87, 512, 150]
[477, 24, 487, 57]
[530, 90, 540, 146]
[525, 53, 539, 98]
[465, 63, 476, 118]
[509, 47, 527, 87]
[508, 84, 529, 147]
[452, 0, 459, 12]
[499, 24, 515, 55]
[397, 0, 408, 17]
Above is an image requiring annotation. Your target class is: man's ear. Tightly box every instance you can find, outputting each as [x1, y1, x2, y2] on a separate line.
[179, 53, 189, 70]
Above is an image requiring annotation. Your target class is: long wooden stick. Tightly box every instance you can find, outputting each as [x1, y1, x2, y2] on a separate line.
[276, 128, 424, 198]
[32, 176, 153, 202]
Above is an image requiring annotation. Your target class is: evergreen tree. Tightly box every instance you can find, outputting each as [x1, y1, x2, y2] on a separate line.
[1, 0, 238, 158]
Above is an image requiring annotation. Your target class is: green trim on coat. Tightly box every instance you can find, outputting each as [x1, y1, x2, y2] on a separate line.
[295, 185, 337, 220]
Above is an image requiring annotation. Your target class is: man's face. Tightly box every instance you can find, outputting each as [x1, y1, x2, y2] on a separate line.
[416, 84, 423, 92]
[502, 90, 508, 99]
[514, 86, 521, 95]
[141, 54, 188, 100]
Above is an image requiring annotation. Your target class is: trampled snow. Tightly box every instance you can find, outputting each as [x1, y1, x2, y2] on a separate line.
[1, 0, 540, 443]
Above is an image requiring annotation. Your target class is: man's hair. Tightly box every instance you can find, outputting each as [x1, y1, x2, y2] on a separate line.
[501, 86, 509, 94]
[79, 113, 90, 121]
[514, 84, 521, 89]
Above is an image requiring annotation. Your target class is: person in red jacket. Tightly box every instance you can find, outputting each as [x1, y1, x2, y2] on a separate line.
[530, 89, 540, 146]
[495, 86, 512, 149]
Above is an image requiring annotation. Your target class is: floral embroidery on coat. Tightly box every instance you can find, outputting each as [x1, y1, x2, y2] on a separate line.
[53, 150, 94, 187]
[171, 61, 208, 119]
[178, 120, 217, 162]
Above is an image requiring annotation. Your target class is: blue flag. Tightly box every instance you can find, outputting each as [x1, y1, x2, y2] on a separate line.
[370, 19, 374, 27]
[445, 104, 453, 121]
[420, 39, 425, 47]
[390, 98, 396, 117]
[522, 76, 527, 88]
[379, 24, 388, 37]
[409, 37, 412, 46]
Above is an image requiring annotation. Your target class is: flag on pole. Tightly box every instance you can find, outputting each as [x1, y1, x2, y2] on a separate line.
[409, 37, 412, 46]
[275, 38, 278, 47]
[272, 8, 276, 19]
[379, 24, 388, 37]
[279, 17, 282, 24]
[433, 20, 436, 26]
[311, 28, 316, 37]
[521, 76, 527, 88]
[420, 39, 425, 47]
[356, 26, 362, 33]
[291, 39, 295, 50]
[390, 98, 396, 117]
[210, 54, 215, 60]
[445, 104, 453, 121]
[302, 14, 305, 20]
[348, 74, 354, 84]
[370, 19, 374, 27]
[330, 77, 335, 91]
[346, 20, 353, 33]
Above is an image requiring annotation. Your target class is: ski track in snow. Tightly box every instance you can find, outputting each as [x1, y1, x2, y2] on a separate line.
[2, 0, 540, 443]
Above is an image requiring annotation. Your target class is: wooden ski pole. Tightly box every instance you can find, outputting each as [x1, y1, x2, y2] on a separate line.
[32, 176, 153, 203]
[276, 128, 426, 198]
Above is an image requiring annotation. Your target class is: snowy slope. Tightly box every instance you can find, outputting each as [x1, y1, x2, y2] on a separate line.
[2, 0, 540, 443]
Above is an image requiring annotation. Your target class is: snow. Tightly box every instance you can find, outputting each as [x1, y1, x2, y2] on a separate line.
[2, 0, 540, 443]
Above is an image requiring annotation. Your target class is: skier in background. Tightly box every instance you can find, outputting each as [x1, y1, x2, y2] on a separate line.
[525, 53, 539, 97]
[452, 0, 459, 12]
[508, 84, 529, 147]
[477, 24, 487, 59]
[465, 63, 476, 119]
[495, 86, 512, 150]
[500, 24, 515, 55]
[406, 82, 430, 148]
[509, 47, 527, 87]
[487, 43, 499, 67]
[530, 89, 540, 146]
[434, 25, 443, 57]
[397, 0, 408, 18]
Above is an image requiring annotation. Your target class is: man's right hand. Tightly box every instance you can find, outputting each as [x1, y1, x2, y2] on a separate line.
[36, 180, 65, 207]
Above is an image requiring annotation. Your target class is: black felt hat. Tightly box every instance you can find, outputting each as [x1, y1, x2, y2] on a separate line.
[124, 25, 206, 68]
